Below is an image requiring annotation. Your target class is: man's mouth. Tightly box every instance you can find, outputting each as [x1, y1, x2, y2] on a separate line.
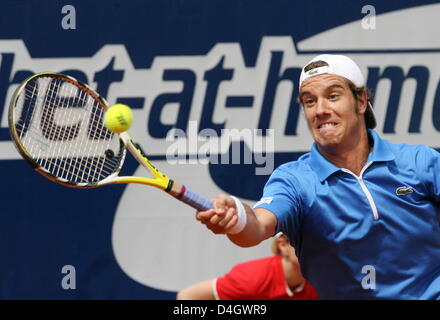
[317, 122, 338, 129]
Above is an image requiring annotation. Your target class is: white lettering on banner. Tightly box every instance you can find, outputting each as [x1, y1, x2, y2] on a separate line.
[1, 32, 440, 161]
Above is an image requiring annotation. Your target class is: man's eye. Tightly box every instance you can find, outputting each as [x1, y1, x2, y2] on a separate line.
[329, 93, 340, 100]
[304, 98, 315, 105]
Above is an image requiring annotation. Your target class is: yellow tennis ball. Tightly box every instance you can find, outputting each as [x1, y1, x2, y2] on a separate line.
[104, 104, 133, 133]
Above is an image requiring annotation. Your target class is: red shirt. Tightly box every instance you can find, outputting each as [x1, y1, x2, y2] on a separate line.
[214, 255, 318, 300]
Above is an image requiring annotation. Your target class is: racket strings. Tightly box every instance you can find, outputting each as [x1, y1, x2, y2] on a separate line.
[41, 155, 118, 183]
[22, 78, 102, 112]
[19, 91, 112, 142]
[17, 82, 40, 141]
[56, 82, 87, 180]
[15, 111, 120, 182]
[41, 80, 109, 183]
[14, 76, 123, 184]
[40, 82, 80, 141]
[41, 79, 76, 176]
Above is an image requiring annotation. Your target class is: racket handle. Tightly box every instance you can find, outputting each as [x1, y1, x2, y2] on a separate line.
[178, 186, 214, 211]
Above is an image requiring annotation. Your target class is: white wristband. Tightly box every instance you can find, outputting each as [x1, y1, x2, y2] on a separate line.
[227, 196, 247, 235]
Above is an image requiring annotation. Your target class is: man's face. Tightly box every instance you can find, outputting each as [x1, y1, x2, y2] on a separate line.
[299, 74, 366, 151]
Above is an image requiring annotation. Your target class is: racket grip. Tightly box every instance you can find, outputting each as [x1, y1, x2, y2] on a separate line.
[179, 186, 214, 211]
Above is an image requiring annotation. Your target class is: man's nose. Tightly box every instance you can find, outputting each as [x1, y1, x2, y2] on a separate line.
[315, 98, 331, 116]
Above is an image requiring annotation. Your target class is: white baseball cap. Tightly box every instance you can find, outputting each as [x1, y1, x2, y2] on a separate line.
[299, 54, 376, 129]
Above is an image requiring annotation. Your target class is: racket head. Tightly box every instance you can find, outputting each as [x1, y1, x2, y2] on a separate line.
[8, 72, 126, 188]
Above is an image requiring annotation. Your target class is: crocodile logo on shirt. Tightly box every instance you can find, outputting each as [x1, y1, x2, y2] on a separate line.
[396, 186, 414, 196]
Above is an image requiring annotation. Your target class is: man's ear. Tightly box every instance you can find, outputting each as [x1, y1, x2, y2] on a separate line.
[276, 237, 289, 254]
[357, 90, 368, 115]
[276, 236, 287, 246]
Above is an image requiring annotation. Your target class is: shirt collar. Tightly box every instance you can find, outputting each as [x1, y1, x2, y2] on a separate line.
[367, 129, 395, 163]
[310, 129, 395, 182]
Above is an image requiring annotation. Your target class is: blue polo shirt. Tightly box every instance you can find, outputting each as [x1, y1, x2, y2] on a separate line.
[254, 130, 440, 299]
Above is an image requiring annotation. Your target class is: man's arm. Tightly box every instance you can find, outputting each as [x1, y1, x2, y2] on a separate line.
[196, 194, 277, 247]
[176, 279, 216, 300]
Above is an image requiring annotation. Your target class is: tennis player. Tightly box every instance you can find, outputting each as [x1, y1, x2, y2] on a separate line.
[177, 234, 317, 300]
[196, 54, 440, 299]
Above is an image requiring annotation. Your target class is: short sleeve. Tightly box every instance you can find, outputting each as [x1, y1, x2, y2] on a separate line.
[417, 146, 440, 202]
[253, 166, 303, 240]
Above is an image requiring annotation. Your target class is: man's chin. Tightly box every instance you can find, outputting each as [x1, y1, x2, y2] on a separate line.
[315, 138, 341, 151]
[313, 132, 340, 146]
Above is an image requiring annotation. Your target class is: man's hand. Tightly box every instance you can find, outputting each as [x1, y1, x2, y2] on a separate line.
[196, 194, 239, 234]
[196, 194, 278, 248]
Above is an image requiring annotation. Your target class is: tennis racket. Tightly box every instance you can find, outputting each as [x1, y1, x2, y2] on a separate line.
[8, 72, 213, 211]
